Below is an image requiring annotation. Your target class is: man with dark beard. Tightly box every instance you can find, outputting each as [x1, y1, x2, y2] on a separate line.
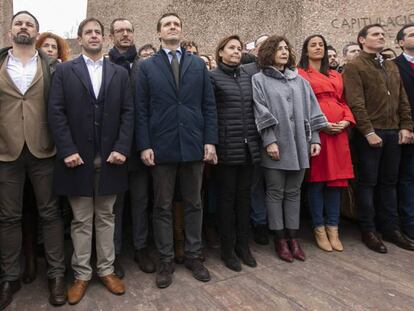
[107, 18, 155, 278]
[327, 45, 340, 70]
[0, 11, 66, 309]
[48, 17, 134, 304]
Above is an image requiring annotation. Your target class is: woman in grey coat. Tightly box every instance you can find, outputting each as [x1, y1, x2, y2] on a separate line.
[252, 35, 327, 263]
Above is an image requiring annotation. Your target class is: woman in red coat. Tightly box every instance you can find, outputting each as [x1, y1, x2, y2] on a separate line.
[298, 34, 355, 252]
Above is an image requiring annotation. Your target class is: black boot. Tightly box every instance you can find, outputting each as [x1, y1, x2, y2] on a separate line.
[253, 224, 269, 245]
[235, 243, 257, 268]
[221, 239, 241, 272]
[0, 281, 21, 310]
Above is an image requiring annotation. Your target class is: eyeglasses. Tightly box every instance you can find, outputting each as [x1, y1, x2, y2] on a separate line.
[114, 28, 134, 35]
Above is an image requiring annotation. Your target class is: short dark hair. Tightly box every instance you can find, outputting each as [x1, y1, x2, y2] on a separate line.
[11, 11, 39, 31]
[342, 42, 359, 56]
[77, 17, 105, 37]
[298, 34, 330, 76]
[181, 40, 198, 53]
[396, 23, 414, 47]
[327, 45, 336, 53]
[156, 13, 182, 32]
[257, 35, 296, 70]
[215, 34, 243, 64]
[138, 43, 156, 56]
[357, 23, 383, 49]
[109, 18, 134, 35]
[240, 52, 257, 65]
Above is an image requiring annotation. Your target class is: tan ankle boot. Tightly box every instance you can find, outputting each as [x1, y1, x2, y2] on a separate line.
[326, 226, 343, 251]
[314, 226, 333, 252]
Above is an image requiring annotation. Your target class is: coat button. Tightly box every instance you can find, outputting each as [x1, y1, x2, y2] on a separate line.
[178, 101, 182, 105]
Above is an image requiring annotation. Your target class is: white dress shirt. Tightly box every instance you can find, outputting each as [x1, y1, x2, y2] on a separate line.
[82, 54, 103, 98]
[403, 52, 414, 64]
[6, 49, 38, 95]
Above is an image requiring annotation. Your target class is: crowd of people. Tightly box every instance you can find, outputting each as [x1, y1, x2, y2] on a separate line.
[0, 9, 413, 309]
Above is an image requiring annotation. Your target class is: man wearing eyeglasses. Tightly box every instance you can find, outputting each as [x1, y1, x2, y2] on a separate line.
[107, 18, 155, 279]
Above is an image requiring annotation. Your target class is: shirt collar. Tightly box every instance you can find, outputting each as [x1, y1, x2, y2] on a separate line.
[82, 54, 104, 66]
[403, 52, 414, 64]
[8, 49, 38, 63]
[162, 46, 182, 56]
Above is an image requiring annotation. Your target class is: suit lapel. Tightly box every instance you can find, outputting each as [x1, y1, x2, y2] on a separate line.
[396, 55, 414, 79]
[180, 51, 193, 79]
[103, 59, 115, 99]
[72, 55, 95, 98]
[0, 55, 21, 94]
[26, 58, 42, 91]
[153, 51, 176, 90]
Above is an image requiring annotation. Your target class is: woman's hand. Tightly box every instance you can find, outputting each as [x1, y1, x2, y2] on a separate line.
[266, 143, 280, 161]
[310, 144, 321, 157]
[321, 122, 343, 135]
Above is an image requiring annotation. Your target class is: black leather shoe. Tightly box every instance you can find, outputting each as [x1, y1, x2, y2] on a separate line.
[361, 231, 387, 253]
[0, 280, 21, 310]
[156, 261, 174, 289]
[184, 258, 211, 282]
[221, 254, 242, 272]
[114, 255, 125, 279]
[383, 230, 414, 251]
[403, 228, 414, 241]
[48, 277, 67, 306]
[235, 246, 257, 267]
[134, 248, 155, 273]
[253, 225, 269, 245]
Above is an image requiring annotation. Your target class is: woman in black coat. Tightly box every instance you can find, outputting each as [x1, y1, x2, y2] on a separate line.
[209, 35, 261, 272]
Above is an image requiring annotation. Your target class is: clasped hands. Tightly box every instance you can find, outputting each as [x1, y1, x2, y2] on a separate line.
[141, 144, 218, 167]
[322, 120, 350, 135]
[64, 151, 126, 168]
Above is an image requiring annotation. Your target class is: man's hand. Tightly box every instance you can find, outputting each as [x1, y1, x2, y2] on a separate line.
[141, 149, 155, 166]
[399, 129, 412, 145]
[310, 144, 321, 157]
[366, 133, 383, 148]
[266, 143, 280, 161]
[204, 144, 217, 164]
[107, 151, 126, 165]
[322, 122, 343, 135]
[64, 153, 84, 168]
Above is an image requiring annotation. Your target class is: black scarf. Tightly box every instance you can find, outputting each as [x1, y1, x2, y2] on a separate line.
[108, 45, 137, 73]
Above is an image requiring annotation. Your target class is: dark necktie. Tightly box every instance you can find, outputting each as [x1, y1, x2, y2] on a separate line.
[170, 50, 180, 90]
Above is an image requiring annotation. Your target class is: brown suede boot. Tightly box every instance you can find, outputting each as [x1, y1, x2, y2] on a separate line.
[326, 226, 344, 251]
[314, 226, 333, 252]
[173, 201, 185, 264]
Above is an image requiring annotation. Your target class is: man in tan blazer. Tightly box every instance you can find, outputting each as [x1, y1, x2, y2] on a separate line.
[0, 11, 66, 309]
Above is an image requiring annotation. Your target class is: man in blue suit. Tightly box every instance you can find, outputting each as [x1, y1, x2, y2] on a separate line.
[48, 17, 134, 304]
[395, 23, 414, 240]
[136, 12, 218, 289]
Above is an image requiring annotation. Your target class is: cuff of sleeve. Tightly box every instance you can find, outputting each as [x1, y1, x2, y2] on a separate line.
[261, 128, 277, 147]
[310, 130, 321, 144]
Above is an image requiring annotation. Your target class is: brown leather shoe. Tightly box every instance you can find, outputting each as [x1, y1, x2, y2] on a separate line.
[68, 279, 88, 305]
[100, 274, 125, 295]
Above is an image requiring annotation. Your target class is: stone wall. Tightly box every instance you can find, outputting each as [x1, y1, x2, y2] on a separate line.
[87, 0, 414, 58]
[1, 1, 413, 58]
[0, 0, 13, 47]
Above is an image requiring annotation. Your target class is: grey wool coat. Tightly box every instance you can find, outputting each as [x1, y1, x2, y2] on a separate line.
[252, 67, 327, 170]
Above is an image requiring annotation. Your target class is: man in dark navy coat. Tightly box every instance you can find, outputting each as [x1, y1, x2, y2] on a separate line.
[395, 23, 414, 240]
[48, 17, 133, 304]
[135, 12, 218, 289]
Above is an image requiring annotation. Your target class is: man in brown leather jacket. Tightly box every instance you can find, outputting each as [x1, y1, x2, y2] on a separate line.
[343, 23, 414, 254]
[0, 11, 66, 309]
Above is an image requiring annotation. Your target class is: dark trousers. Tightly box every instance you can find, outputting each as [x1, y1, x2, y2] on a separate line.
[354, 130, 401, 233]
[114, 163, 150, 254]
[0, 146, 65, 282]
[398, 144, 414, 233]
[215, 164, 253, 257]
[250, 164, 267, 226]
[151, 162, 204, 262]
[308, 183, 341, 228]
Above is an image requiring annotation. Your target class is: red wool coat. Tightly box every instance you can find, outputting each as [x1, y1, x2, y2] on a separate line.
[299, 67, 355, 187]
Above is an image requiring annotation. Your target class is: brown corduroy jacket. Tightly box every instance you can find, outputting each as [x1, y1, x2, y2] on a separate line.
[343, 50, 413, 135]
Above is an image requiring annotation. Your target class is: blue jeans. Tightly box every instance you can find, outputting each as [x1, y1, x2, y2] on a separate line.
[398, 144, 414, 233]
[250, 164, 267, 226]
[308, 182, 341, 228]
